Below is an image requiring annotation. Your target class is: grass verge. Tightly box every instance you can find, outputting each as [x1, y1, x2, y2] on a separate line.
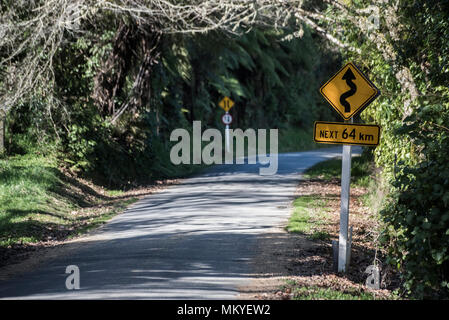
[278, 127, 325, 153]
[0, 152, 178, 266]
[303, 152, 373, 188]
[286, 195, 331, 241]
[280, 150, 401, 300]
[289, 283, 379, 300]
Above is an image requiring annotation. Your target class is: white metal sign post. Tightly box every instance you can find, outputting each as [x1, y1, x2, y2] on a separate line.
[221, 112, 233, 153]
[226, 124, 230, 152]
[219, 97, 234, 153]
[338, 119, 352, 272]
[319, 62, 381, 273]
[225, 122, 230, 153]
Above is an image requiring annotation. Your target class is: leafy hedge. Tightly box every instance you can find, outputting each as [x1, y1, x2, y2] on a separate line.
[380, 103, 449, 298]
[324, 0, 449, 298]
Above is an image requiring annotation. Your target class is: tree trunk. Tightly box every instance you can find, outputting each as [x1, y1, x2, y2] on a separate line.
[110, 31, 162, 124]
[92, 22, 138, 117]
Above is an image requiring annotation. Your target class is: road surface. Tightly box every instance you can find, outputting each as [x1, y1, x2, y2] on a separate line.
[0, 147, 359, 299]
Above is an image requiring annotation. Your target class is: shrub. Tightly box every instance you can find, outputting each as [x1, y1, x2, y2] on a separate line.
[380, 103, 449, 298]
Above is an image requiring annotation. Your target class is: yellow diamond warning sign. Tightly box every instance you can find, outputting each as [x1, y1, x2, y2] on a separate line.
[320, 62, 380, 120]
[313, 121, 380, 146]
[219, 96, 234, 112]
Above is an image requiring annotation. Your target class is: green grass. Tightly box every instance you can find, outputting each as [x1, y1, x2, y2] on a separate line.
[0, 154, 70, 246]
[292, 285, 378, 300]
[285, 195, 331, 240]
[304, 152, 373, 187]
[105, 190, 126, 197]
[0, 153, 138, 247]
[281, 151, 394, 300]
[278, 127, 325, 153]
[285, 151, 376, 238]
[287, 151, 376, 239]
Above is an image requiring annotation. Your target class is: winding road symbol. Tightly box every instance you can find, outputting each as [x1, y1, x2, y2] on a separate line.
[339, 68, 357, 113]
[319, 62, 380, 120]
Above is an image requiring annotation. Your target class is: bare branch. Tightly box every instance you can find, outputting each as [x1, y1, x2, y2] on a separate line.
[0, 0, 306, 114]
[1, 0, 418, 121]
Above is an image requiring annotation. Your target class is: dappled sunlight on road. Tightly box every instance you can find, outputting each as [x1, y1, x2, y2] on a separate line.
[0, 147, 362, 299]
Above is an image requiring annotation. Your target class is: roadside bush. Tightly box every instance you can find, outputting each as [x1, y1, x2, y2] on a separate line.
[60, 103, 156, 187]
[380, 102, 449, 298]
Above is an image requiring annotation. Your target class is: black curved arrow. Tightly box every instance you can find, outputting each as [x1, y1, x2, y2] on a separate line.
[340, 68, 357, 113]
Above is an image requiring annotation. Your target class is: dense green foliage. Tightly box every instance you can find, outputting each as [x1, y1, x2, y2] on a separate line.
[377, 2, 449, 298]
[323, 0, 449, 298]
[381, 107, 449, 298]
[4, 26, 337, 187]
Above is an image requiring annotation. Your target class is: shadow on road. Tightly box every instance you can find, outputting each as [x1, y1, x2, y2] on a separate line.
[0, 147, 361, 299]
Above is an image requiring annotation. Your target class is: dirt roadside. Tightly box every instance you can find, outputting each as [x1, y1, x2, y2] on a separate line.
[0, 177, 180, 282]
[1, 172, 400, 299]
[238, 177, 400, 300]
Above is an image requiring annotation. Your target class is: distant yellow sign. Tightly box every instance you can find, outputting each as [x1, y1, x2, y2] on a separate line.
[313, 121, 380, 146]
[320, 62, 380, 120]
[219, 96, 234, 112]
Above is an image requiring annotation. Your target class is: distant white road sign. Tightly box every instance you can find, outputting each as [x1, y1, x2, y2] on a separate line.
[221, 113, 233, 125]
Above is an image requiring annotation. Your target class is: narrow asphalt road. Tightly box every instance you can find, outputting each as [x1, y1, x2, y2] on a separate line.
[0, 147, 360, 299]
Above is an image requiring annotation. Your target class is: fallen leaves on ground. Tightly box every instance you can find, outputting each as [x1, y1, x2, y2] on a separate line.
[241, 177, 402, 300]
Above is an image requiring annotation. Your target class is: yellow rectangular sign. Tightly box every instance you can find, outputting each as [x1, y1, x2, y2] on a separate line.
[313, 121, 380, 146]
